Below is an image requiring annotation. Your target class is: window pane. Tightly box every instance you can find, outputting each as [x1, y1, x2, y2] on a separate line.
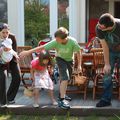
[0, 0, 7, 23]
[25, 0, 50, 47]
[58, 0, 69, 30]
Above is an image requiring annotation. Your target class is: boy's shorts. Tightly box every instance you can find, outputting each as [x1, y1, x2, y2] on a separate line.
[56, 57, 73, 81]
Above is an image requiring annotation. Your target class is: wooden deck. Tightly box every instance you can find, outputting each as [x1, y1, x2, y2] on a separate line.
[0, 75, 120, 116]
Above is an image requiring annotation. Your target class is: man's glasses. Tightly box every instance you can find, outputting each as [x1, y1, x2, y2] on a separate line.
[98, 23, 107, 30]
[98, 22, 115, 31]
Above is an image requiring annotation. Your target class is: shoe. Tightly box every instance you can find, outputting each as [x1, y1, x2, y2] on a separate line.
[8, 100, 15, 104]
[58, 100, 70, 109]
[65, 95, 72, 101]
[33, 103, 39, 108]
[96, 100, 111, 107]
[0, 104, 7, 108]
[52, 101, 58, 105]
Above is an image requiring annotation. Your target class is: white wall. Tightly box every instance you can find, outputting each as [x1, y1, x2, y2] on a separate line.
[69, 0, 86, 43]
[7, 0, 25, 46]
[49, 0, 58, 39]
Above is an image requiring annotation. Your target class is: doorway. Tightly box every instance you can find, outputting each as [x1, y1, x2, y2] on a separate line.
[114, 1, 120, 18]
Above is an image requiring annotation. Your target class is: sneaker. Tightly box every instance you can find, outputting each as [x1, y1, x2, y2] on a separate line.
[0, 104, 7, 108]
[65, 95, 72, 101]
[57, 97, 69, 104]
[8, 100, 15, 104]
[58, 100, 70, 109]
[52, 101, 58, 105]
[96, 100, 111, 107]
[33, 103, 39, 108]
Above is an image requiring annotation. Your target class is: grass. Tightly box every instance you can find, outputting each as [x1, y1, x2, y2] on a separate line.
[0, 114, 119, 120]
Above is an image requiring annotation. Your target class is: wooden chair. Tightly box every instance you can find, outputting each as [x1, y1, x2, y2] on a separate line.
[82, 51, 94, 81]
[17, 46, 33, 88]
[66, 51, 88, 100]
[92, 48, 120, 100]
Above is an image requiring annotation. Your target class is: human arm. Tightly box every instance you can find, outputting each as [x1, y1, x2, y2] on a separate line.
[19, 45, 45, 58]
[30, 68, 35, 81]
[0, 46, 3, 56]
[10, 49, 19, 59]
[30, 67, 35, 86]
[100, 39, 111, 74]
[19, 40, 56, 58]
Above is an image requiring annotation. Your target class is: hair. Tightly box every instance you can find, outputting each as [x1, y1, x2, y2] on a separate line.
[38, 50, 51, 66]
[54, 27, 69, 39]
[0, 23, 9, 32]
[99, 13, 115, 28]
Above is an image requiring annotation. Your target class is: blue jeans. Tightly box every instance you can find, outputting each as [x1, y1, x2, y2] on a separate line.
[101, 51, 120, 102]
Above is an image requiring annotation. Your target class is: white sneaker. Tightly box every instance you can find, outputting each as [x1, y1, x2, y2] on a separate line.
[33, 103, 39, 108]
[63, 99, 69, 104]
[52, 101, 58, 105]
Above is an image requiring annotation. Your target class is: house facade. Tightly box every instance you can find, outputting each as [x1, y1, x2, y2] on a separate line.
[1, 0, 120, 45]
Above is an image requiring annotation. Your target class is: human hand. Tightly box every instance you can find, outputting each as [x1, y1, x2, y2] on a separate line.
[19, 51, 29, 59]
[103, 64, 111, 74]
[3, 47, 11, 52]
[77, 65, 82, 73]
[15, 54, 20, 61]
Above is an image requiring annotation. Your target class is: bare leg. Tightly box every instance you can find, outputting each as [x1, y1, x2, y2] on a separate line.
[48, 89, 57, 105]
[33, 88, 39, 105]
[60, 80, 68, 98]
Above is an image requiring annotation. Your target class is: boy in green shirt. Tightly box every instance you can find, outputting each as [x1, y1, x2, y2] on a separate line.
[19, 27, 82, 109]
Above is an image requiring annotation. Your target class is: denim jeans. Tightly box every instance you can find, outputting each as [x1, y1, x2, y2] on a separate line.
[101, 51, 120, 102]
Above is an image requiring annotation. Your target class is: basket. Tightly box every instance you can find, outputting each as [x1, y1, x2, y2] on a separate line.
[24, 87, 34, 97]
[74, 73, 87, 86]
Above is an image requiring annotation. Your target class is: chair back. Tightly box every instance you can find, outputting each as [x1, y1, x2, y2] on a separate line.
[17, 46, 33, 88]
[17, 46, 33, 71]
[91, 48, 104, 74]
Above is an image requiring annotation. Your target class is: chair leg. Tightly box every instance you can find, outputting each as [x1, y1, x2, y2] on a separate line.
[84, 86, 87, 100]
[93, 86, 96, 100]
[119, 87, 120, 100]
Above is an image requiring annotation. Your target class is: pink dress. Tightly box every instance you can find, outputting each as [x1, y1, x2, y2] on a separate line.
[31, 58, 53, 90]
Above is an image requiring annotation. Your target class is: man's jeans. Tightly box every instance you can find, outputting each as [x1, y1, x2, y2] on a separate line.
[101, 51, 120, 102]
[101, 74, 113, 102]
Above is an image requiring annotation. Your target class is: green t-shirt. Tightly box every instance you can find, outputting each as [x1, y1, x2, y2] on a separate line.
[44, 36, 81, 61]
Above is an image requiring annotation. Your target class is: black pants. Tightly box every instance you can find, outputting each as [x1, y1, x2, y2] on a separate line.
[0, 60, 21, 104]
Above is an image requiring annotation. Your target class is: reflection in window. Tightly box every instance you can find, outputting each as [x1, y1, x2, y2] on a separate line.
[58, 0, 69, 30]
[0, 0, 7, 23]
[25, 0, 50, 47]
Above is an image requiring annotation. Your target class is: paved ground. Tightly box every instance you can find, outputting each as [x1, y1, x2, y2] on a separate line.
[1, 74, 119, 116]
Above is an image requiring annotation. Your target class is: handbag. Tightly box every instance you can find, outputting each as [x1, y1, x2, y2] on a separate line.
[74, 73, 87, 86]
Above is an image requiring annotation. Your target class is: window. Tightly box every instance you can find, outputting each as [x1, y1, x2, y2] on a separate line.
[0, 0, 7, 23]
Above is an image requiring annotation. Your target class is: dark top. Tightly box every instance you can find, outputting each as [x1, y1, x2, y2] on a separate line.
[96, 18, 120, 52]
[8, 33, 17, 63]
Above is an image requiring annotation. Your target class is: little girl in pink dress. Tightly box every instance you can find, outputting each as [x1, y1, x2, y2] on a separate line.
[30, 50, 57, 107]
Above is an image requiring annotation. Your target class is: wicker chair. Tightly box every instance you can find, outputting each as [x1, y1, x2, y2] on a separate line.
[91, 48, 120, 100]
[17, 46, 33, 88]
[66, 51, 88, 100]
